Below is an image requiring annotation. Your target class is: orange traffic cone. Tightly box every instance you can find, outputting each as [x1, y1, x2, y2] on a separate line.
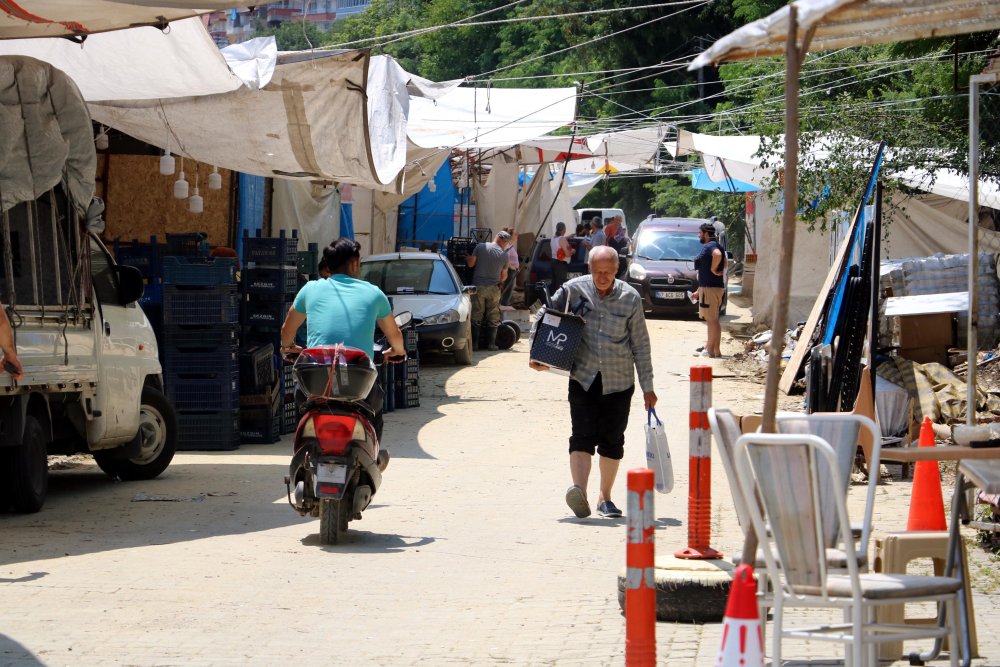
[906, 416, 947, 531]
[715, 564, 763, 667]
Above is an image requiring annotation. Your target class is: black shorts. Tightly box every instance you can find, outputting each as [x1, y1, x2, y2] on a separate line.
[567, 373, 635, 460]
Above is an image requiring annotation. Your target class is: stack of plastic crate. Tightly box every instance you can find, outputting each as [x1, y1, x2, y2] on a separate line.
[240, 230, 300, 434]
[162, 255, 240, 451]
[114, 235, 163, 344]
[298, 242, 320, 278]
[239, 343, 280, 444]
[396, 330, 420, 408]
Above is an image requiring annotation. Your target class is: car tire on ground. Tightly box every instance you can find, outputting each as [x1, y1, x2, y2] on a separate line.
[94, 386, 177, 481]
[454, 318, 473, 366]
[1, 414, 48, 513]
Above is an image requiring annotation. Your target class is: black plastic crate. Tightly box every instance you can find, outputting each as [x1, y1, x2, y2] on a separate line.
[279, 363, 295, 399]
[242, 229, 298, 267]
[240, 405, 281, 444]
[405, 381, 419, 408]
[176, 410, 239, 451]
[163, 349, 239, 377]
[166, 371, 239, 411]
[405, 357, 419, 381]
[163, 323, 239, 354]
[163, 256, 237, 287]
[114, 237, 161, 279]
[298, 244, 319, 275]
[242, 295, 294, 328]
[164, 285, 240, 325]
[243, 267, 299, 296]
[383, 364, 395, 413]
[404, 329, 419, 354]
[282, 397, 298, 434]
[239, 344, 276, 394]
[166, 232, 209, 257]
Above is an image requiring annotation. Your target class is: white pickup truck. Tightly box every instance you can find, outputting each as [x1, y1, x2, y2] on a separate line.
[0, 56, 176, 513]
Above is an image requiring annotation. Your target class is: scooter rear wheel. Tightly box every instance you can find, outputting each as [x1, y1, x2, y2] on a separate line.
[319, 498, 349, 545]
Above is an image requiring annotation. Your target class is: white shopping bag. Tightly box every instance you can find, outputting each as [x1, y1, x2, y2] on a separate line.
[645, 408, 673, 493]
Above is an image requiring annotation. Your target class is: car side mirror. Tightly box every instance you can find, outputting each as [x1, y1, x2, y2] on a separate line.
[462, 285, 477, 295]
[115, 264, 145, 306]
[395, 311, 413, 328]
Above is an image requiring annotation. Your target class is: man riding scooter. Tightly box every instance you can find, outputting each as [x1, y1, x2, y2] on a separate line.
[280, 237, 406, 456]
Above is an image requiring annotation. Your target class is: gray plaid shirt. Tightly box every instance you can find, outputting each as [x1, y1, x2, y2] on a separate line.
[534, 275, 654, 394]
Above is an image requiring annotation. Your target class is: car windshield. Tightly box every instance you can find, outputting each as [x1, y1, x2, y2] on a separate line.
[634, 230, 703, 261]
[360, 259, 458, 295]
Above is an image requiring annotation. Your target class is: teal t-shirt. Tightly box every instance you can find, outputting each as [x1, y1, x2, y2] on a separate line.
[292, 275, 392, 358]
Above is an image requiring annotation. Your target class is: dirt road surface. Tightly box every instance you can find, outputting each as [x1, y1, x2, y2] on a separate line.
[2, 297, 997, 666]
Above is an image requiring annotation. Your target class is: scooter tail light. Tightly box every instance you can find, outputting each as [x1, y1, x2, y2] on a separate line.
[312, 414, 366, 455]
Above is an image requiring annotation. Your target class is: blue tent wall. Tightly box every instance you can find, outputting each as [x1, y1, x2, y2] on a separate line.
[397, 161, 455, 250]
[340, 202, 354, 238]
[236, 173, 267, 258]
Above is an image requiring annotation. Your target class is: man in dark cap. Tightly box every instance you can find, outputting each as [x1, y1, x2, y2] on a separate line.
[694, 222, 725, 358]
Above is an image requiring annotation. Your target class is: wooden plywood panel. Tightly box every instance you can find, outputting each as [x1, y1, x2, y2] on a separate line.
[103, 154, 232, 247]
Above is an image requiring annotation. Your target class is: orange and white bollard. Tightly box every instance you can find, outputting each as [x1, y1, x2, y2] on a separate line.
[676, 365, 722, 559]
[625, 468, 656, 667]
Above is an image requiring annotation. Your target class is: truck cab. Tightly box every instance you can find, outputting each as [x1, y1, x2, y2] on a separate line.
[0, 56, 176, 513]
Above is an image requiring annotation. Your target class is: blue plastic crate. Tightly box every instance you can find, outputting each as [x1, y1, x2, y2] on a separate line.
[163, 256, 237, 286]
[164, 285, 240, 325]
[163, 349, 239, 377]
[239, 345, 276, 395]
[166, 233, 209, 257]
[114, 237, 161, 279]
[242, 229, 298, 266]
[176, 410, 239, 451]
[243, 267, 299, 296]
[166, 371, 240, 411]
[242, 295, 294, 328]
[240, 405, 281, 444]
[139, 281, 163, 307]
[298, 245, 319, 275]
[163, 323, 239, 354]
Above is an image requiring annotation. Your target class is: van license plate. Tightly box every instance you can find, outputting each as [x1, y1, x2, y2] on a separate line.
[655, 291, 684, 300]
[317, 462, 347, 484]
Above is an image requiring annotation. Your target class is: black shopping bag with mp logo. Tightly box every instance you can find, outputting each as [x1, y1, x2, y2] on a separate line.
[529, 308, 586, 375]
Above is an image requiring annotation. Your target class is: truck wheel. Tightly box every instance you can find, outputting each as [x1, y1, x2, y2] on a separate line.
[94, 387, 177, 481]
[2, 415, 49, 513]
[454, 319, 473, 366]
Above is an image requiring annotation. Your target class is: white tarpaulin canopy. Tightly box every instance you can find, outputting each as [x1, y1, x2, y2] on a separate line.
[567, 127, 666, 174]
[0, 0, 240, 39]
[0, 2, 240, 40]
[689, 0, 1000, 69]
[89, 51, 451, 191]
[0, 17, 256, 101]
[407, 86, 577, 149]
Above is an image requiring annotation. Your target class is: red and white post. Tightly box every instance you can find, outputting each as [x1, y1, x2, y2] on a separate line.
[625, 468, 656, 667]
[676, 365, 722, 560]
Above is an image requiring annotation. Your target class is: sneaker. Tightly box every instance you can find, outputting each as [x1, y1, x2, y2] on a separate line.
[597, 500, 623, 518]
[565, 485, 591, 518]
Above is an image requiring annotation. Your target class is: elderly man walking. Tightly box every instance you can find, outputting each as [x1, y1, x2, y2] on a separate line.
[467, 230, 511, 351]
[529, 246, 657, 518]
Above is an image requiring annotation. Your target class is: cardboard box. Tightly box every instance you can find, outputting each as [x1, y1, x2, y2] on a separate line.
[896, 313, 954, 348]
[899, 345, 950, 366]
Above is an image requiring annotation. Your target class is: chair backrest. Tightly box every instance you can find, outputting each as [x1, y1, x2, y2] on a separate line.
[775, 412, 880, 554]
[708, 407, 753, 534]
[734, 432, 862, 599]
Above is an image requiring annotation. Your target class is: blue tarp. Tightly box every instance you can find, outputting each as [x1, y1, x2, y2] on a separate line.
[397, 161, 456, 249]
[340, 202, 354, 239]
[236, 173, 266, 259]
[690, 168, 759, 193]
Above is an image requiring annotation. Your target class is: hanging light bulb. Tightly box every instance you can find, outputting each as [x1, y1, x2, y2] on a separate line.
[173, 157, 189, 199]
[189, 166, 203, 214]
[95, 126, 109, 151]
[208, 165, 222, 190]
[160, 149, 176, 176]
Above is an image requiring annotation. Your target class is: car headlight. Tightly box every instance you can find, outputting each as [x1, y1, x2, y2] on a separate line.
[422, 309, 460, 326]
[628, 263, 647, 281]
